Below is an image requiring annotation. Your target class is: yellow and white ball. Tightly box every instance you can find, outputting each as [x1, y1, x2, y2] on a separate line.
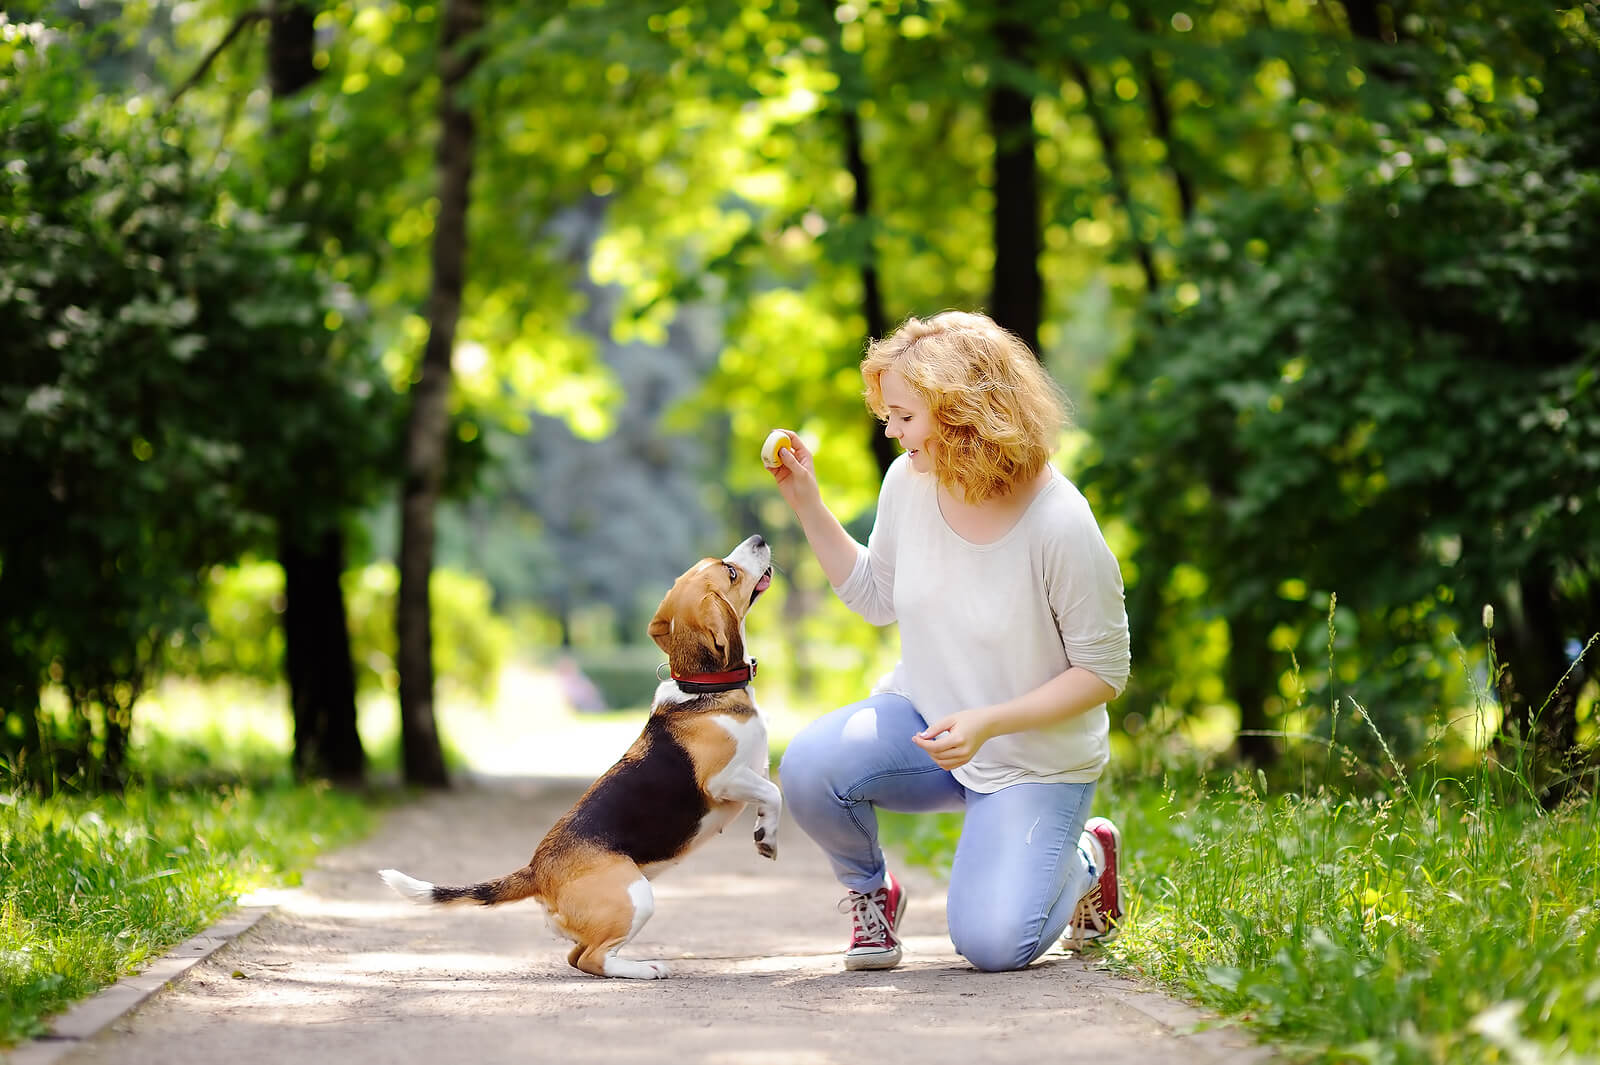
[761, 429, 795, 469]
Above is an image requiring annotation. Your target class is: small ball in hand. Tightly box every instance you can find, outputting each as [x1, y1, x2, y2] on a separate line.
[761, 429, 795, 469]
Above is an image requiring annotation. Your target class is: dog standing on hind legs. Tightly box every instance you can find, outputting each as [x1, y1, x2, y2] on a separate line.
[379, 535, 780, 980]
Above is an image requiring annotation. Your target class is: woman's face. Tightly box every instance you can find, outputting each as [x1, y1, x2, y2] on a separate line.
[879, 367, 934, 473]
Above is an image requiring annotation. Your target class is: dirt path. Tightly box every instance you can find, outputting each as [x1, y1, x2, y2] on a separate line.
[53, 775, 1272, 1065]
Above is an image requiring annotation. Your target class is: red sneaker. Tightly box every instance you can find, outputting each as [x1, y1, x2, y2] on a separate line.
[840, 870, 908, 971]
[1062, 816, 1124, 950]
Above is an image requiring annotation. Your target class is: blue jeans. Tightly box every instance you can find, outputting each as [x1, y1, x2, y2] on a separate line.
[779, 694, 1097, 972]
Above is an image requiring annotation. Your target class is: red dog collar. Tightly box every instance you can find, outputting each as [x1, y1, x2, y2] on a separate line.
[672, 659, 758, 694]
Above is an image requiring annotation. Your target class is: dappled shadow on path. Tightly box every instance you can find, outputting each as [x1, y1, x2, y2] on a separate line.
[63, 776, 1272, 1065]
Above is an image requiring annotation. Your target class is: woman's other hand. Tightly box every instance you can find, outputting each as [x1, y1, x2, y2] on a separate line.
[912, 709, 996, 771]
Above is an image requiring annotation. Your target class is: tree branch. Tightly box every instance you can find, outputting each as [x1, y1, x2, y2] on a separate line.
[1066, 55, 1160, 296]
[1131, 4, 1195, 221]
[164, 9, 271, 115]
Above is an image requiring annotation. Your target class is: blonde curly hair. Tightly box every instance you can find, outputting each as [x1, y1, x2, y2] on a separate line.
[861, 311, 1067, 502]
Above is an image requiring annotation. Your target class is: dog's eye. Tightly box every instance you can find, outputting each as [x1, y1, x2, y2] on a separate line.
[724, 563, 738, 582]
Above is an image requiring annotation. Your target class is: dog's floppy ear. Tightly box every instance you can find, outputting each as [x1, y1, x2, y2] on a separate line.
[697, 592, 745, 669]
[647, 594, 676, 653]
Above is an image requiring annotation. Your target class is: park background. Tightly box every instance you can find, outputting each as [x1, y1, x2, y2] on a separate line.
[3, 1, 1598, 1063]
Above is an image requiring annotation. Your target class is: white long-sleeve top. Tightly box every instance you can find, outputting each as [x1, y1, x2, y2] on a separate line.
[833, 454, 1131, 792]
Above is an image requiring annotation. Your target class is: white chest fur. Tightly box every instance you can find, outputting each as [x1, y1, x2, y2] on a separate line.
[695, 712, 768, 836]
[638, 700, 782, 878]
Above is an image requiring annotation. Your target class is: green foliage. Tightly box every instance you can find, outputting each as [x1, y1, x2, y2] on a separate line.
[14, 0, 1600, 795]
[1085, 3, 1600, 761]
[163, 563, 288, 685]
[0, 776, 374, 1046]
[344, 564, 513, 703]
[162, 562, 513, 704]
[1103, 761, 1600, 1065]
[881, 748, 1600, 1065]
[0, 16, 395, 787]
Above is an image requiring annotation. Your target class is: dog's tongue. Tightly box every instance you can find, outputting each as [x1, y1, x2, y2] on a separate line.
[755, 570, 772, 593]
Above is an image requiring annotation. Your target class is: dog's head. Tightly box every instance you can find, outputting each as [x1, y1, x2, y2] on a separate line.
[647, 535, 774, 674]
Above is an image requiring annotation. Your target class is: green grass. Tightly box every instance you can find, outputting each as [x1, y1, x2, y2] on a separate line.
[0, 727, 378, 1047]
[881, 747, 1600, 1065]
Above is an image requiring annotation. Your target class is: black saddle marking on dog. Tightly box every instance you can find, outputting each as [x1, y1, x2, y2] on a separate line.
[569, 717, 710, 865]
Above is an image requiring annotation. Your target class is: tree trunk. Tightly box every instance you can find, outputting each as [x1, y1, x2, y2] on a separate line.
[1229, 614, 1278, 766]
[816, 0, 896, 476]
[269, 0, 367, 785]
[0, 554, 49, 791]
[987, 16, 1042, 356]
[1066, 55, 1160, 297]
[280, 526, 365, 783]
[397, 0, 486, 788]
[1496, 565, 1586, 801]
[268, 1, 316, 97]
[1341, 0, 1409, 82]
[840, 108, 898, 476]
[1131, 4, 1194, 221]
[1341, 0, 1388, 42]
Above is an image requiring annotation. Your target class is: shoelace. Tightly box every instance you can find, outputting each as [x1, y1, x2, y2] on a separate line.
[839, 889, 895, 945]
[1070, 883, 1108, 935]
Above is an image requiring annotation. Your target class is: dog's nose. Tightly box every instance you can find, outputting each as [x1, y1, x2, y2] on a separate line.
[752, 535, 766, 549]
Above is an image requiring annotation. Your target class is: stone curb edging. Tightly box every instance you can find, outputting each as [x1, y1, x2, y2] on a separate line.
[5, 906, 274, 1065]
[1092, 973, 1278, 1064]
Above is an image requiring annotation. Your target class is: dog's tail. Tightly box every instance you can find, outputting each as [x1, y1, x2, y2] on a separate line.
[379, 864, 542, 908]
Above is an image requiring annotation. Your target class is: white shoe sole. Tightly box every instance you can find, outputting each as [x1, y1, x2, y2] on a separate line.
[844, 946, 903, 971]
[843, 878, 907, 971]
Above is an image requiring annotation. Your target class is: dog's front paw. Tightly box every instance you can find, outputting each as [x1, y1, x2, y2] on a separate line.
[753, 814, 779, 859]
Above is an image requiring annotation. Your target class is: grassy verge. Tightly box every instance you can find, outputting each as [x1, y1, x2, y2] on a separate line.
[1, 755, 376, 1047]
[881, 751, 1600, 1065]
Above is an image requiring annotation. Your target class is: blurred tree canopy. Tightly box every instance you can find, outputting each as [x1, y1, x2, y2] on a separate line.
[1085, 5, 1600, 791]
[2, 0, 1597, 791]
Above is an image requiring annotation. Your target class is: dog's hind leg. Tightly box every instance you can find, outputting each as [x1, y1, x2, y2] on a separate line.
[558, 865, 667, 979]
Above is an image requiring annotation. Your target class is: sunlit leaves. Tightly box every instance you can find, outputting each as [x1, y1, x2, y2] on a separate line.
[1084, 2, 1600, 757]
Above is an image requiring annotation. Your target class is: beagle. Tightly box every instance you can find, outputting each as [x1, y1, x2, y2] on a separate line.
[379, 535, 780, 980]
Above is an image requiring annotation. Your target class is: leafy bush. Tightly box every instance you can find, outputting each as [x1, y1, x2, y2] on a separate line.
[164, 563, 513, 704]
[345, 564, 514, 703]
[0, 22, 392, 788]
[163, 564, 289, 686]
[1085, 7, 1600, 772]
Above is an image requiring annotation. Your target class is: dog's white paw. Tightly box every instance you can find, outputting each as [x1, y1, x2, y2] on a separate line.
[603, 956, 669, 979]
[754, 824, 778, 860]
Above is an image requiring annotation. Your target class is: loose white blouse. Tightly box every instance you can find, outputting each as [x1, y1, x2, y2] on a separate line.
[833, 454, 1132, 792]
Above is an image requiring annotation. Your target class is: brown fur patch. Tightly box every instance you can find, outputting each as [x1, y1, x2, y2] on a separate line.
[541, 856, 649, 977]
[665, 712, 743, 791]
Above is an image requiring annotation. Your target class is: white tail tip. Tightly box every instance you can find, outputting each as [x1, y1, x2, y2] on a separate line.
[379, 868, 435, 904]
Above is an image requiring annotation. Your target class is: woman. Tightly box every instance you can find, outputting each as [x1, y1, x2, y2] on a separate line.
[767, 310, 1131, 973]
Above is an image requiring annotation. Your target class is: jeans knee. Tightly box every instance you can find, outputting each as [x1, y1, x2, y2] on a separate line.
[778, 725, 837, 812]
[950, 918, 1039, 973]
